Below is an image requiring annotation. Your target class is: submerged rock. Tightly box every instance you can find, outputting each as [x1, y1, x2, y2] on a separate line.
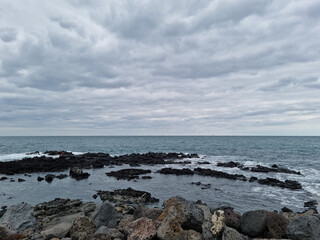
[157, 168, 194, 175]
[106, 169, 151, 181]
[69, 167, 90, 180]
[257, 178, 302, 190]
[97, 188, 159, 205]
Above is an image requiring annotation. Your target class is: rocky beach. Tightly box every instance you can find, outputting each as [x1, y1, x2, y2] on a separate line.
[0, 151, 319, 239]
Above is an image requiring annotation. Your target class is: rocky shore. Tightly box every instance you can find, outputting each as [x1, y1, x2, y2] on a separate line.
[0, 187, 319, 240]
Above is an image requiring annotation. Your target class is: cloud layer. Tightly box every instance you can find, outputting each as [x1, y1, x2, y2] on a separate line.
[1, 0, 320, 135]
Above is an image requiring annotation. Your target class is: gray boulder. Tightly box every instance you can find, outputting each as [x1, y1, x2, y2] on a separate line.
[91, 201, 123, 229]
[0, 202, 36, 233]
[287, 215, 320, 240]
[69, 216, 96, 240]
[222, 226, 244, 240]
[241, 210, 268, 237]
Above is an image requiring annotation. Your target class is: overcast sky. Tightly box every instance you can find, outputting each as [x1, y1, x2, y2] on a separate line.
[0, 0, 320, 136]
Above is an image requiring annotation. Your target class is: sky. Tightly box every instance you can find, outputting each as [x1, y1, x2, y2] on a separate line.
[0, 0, 320, 136]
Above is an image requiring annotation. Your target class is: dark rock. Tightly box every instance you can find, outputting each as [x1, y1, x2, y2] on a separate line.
[45, 174, 55, 183]
[304, 200, 318, 209]
[129, 163, 141, 167]
[106, 169, 151, 181]
[0, 207, 6, 218]
[17, 178, 25, 182]
[198, 161, 210, 164]
[0, 152, 198, 175]
[93, 226, 125, 239]
[287, 215, 320, 240]
[241, 210, 268, 237]
[281, 207, 293, 213]
[141, 176, 152, 179]
[91, 201, 123, 229]
[24, 173, 32, 177]
[92, 194, 98, 199]
[37, 176, 44, 181]
[224, 208, 241, 232]
[0, 177, 8, 181]
[249, 177, 258, 182]
[97, 188, 159, 205]
[92, 163, 104, 168]
[69, 167, 90, 180]
[217, 161, 241, 168]
[267, 213, 289, 239]
[56, 174, 68, 179]
[194, 168, 247, 181]
[157, 168, 194, 175]
[27, 151, 40, 155]
[257, 177, 302, 190]
[272, 164, 278, 168]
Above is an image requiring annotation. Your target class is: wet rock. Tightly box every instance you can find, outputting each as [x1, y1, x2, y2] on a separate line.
[37, 176, 44, 181]
[0, 203, 36, 233]
[97, 188, 159, 205]
[0, 207, 7, 218]
[197, 161, 210, 165]
[17, 178, 25, 182]
[141, 176, 152, 179]
[249, 177, 258, 182]
[69, 167, 90, 180]
[287, 215, 320, 240]
[106, 169, 151, 181]
[224, 208, 241, 232]
[257, 178, 302, 190]
[56, 174, 68, 179]
[0, 176, 8, 181]
[266, 213, 289, 239]
[157, 168, 194, 175]
[45, 174, 55, 183]
[126, 217, 159, 240]
[217, 161, 241, 168]
[91, 201, 123, 229]
[69, 216, 96, 240]
[194, 168, 247, 181]
[24, 173, 32, 177]
[304, 200, 318, 210]
[133, 205, 163, 221]
[241, 210, 268, 237]
[281, 207, 293, 213]
[0, 152, 198, 175]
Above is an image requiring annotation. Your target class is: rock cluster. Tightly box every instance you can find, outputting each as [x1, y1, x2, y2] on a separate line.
[0, 194, 319, 240]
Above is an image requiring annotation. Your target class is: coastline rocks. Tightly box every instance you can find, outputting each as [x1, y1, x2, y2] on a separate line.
[91, 201, 123, 229]
[97, 188, 159, 205]
[157, 168, 194, 175]
[133, 205, 163, 221]
[69, 216, 96, 240]
[0, 203, 36, 233]
[266, 213, 289, 239]
[286, 215, 320, 240]
[69, 167, 90, 180]
[45, 174, 55, 182]
[241, 210, 268, 237]
[224, 208, 241, 232]
[106, 169, 151, 181]
[222, 226, 243, 240]
[126, 217, 159, 240]
[34, 198, 96, 230]
[257, 178, 302, 190]
[94, 226, 125, 239]
[194, 168, 247, 181]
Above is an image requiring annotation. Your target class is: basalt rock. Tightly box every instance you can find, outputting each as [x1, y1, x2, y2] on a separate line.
[287, 215, 320, 240]
[0, 152, 198, 175]
[194, 168, 247, 181]
[106, 169, 151, 181]
[91, 201, 123, 229]
[241, 210, 268, 237]
[157, 168, 194, 175]
[257, 178, 302, 190]
[97, 188, 159, 205]
[69, 167, 90, 180]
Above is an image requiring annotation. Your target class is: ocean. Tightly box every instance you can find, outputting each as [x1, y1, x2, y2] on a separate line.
[0, 136, 319, 213]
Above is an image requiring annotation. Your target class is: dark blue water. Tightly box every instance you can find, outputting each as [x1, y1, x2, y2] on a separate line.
[0, 136, 319, 213]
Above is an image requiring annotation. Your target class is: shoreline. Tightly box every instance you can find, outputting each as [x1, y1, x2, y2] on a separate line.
[0, 188, 319, 240]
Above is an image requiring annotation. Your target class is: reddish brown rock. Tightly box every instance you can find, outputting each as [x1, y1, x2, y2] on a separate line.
[126, 217, 160, 240]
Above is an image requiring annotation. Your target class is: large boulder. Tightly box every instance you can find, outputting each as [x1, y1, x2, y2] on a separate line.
[126, 217, 159, 240]
[224, 209, 241, 232]
[69, 216, 96, 240]
[222, 226, 243, 240]
[286, 215, 320, 240]
[133, 205, 163, 221]
[241, 210, 268, 237]
[94, 226, 124, 239]
[40, 213, 83, 240]
[91, 201, 123, 229]
[266, 213, 289, 239]
[0, 203, 36, 233]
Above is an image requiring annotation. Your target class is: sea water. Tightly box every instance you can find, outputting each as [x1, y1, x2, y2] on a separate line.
[0, 136, 319, 213]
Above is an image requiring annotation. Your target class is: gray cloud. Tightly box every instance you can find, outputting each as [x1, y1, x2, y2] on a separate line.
[1, 0, 320, 136]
